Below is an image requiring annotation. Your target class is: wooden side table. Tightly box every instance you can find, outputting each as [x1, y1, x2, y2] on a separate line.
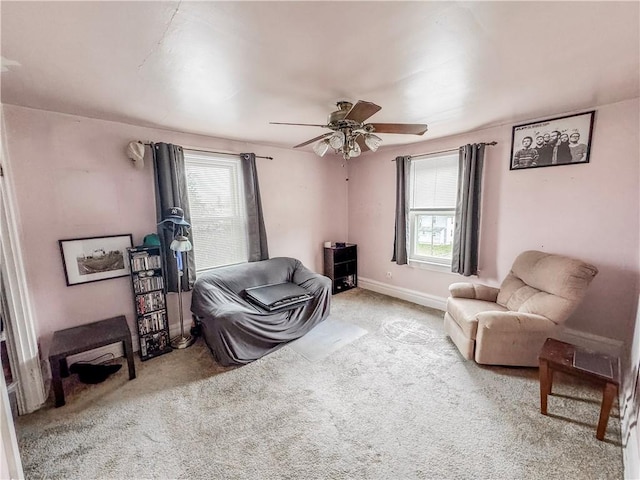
[538, 338, 619, 441]
[48, 315, 136, 407]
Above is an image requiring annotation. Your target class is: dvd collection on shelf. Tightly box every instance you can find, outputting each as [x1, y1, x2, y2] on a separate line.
[132, 275, 164, 294]
[140, 331, 170, 358]
[127, 246, 172, 361]
[130, 252, 162, 272]
[136, 291, 165, 315]
[137, 310, 167, 335]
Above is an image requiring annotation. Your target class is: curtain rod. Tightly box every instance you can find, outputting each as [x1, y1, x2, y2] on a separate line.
[143, 142, 273, 160]
[391, 141, 498, 161]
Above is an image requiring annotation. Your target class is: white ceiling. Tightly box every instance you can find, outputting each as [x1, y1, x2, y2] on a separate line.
[1, 1, 639, 151]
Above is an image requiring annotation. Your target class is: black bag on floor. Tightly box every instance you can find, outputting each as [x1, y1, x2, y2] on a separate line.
[69, 363, 122, 384]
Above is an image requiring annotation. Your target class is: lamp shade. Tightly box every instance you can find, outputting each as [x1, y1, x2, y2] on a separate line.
[348, 139, 361, 158]
[313, 139, 330, 157]
[170, 235, 193, 252]
[328, 131, 345, 149]
[364, 134, 382, 152]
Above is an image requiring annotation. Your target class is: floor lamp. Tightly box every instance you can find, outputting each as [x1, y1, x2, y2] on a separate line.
[170, 231, 195, 349]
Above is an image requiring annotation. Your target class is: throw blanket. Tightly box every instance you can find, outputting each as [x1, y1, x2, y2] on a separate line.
[190, 257, 331, 366]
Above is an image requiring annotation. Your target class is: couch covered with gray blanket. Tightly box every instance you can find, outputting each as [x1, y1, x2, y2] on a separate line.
[190, 257, 331, 366]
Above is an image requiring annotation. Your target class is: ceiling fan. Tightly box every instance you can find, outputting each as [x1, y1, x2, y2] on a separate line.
[270, 100, 428, 160]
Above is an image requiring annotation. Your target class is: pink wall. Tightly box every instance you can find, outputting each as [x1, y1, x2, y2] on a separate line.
[347, 98, 639, 342]
[3, 99, 638, 353]
[3, 105, 348, 353]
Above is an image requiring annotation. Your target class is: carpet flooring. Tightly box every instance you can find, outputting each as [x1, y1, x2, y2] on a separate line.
[17, 288, 623, 479]
[289, 315, 368, 362]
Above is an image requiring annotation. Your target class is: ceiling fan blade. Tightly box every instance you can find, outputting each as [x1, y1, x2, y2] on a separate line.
[368, 123, 428, 135]
[270, 122, 327, 127]
[344, 100, 382, 123]
[355, 136, 370, 152]
[294, 132, 333, 148]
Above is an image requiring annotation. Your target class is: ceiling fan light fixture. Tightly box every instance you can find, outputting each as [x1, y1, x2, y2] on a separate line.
[364, 133, 382, 152]
[328, 131, 345, 149]
[272, 100, 428, 158]
[348, 140, 361, 158]
[313, 139, 330, 157]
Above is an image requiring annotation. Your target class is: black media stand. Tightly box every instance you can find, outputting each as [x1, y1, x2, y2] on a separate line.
[323, 244, 357, 294]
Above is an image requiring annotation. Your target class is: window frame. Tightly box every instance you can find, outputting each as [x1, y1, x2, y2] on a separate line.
[183, 150, 249, 273]
[407, 152, 459, 267]
[408, 208, 457, 266]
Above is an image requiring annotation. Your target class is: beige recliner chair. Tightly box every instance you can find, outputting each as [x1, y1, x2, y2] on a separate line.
[444, 250, 598, 366]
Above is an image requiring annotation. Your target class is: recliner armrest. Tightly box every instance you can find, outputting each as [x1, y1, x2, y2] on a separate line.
[449, 282, 499, 302]
[476, 311, 556, 332]
[474, 311, 557, 366]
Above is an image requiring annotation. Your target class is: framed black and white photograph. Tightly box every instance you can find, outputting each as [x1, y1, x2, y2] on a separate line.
[59, 234, 133, 286]
[510, 110, 595, 170]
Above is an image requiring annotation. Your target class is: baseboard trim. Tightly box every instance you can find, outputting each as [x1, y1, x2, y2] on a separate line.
[557, 327, 624, 357]
[81, 289, 619, 363]
[358, 277, 447, 311]
[358, 278, 622, 356]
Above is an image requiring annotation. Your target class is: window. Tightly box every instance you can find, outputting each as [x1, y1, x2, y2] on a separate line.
[184, 151, 249, 272]
[408, 152, 459, 266]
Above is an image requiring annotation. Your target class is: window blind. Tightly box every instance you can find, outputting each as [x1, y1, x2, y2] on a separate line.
[410, 154, 459, 209]
[184, 152, 249, 271]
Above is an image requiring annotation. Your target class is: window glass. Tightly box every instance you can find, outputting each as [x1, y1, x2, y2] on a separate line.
[184, 151, 249, 271]
[409, 153, 459, 265]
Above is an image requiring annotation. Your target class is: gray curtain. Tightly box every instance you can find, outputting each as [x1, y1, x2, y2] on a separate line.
[240, 153, 269, 262]
[392, 156, 411, 265]
[452, 144, 485, 276]
[151, 142, 196, 292]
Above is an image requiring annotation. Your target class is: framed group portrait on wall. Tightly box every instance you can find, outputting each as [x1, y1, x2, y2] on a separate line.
[510, 110, 595, 170]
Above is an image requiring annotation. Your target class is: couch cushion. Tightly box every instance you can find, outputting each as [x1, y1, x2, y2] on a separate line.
[515, 291, 576, 324]
[497, 275, 539, 310]
[446, 297, 508, 340]
[444, 313, 475, 360]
